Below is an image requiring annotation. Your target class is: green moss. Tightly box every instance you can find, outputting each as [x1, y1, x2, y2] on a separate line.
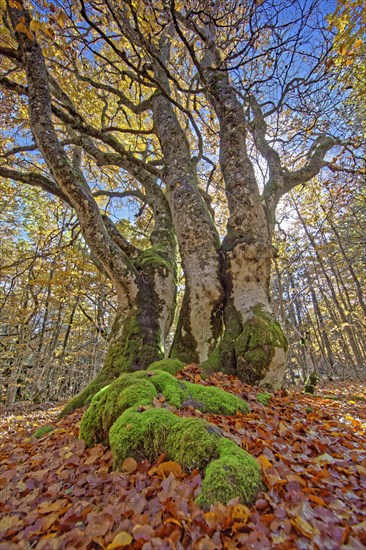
[109, 407, 177, 467]
[137, 245, 175, 275]
[180, 380, 249, 414]
[148, 358, 184, 376]
[304, 371, 319, 394]
[200, 346, 220, 374]
[256, 392, 271, 406]
[59, 376, 114, 418]
[166, 418, 220, 470]
[322, 395, 340, 401]
[110, 408, 222, 471]
[80, 372, 156, 447]
[150, 370, 249, 414]
[110, 406, 261, 510]
[103, 313, 142, 376]
[151, 370, 184, 408]
[196, 438, 262, 510]
[234, 306, 288, 384]
[33, 425, 54, 438]
[60, 305, 163, 419]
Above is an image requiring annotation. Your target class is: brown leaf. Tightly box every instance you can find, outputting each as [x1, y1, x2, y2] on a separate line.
[37, 499, 68, 514]
[122, 457, 137, 473]
[291, 516, 320, 539]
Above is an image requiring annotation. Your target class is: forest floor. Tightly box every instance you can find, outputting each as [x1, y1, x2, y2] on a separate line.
[0, 366, 366, 550]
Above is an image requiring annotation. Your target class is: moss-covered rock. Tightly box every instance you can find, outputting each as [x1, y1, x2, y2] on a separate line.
[148, 358, 184, 376]
[80, 372, 156, 447]
[196, 438, 262, 510]
[109, 407, 261, 508]
[256, 392, 271, 406]
[110, 408, 220, 470]
[33, 425, 54, 438]
[81, 370, 249, 447]
[151, 370, 250, 414]
[80, 366, 259, 509]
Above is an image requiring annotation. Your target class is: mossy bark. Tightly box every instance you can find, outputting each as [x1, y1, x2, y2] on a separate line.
[203, 302, 288, 389]
[60, 247, 176, 417]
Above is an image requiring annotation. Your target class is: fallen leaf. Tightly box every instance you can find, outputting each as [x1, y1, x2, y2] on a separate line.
[106, 531, 133, 549]
[156, 461, 182, 478]
[122, 457, 137, 473]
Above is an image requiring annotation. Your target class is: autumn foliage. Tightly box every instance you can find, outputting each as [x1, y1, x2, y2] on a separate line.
[1, 365, 365, 549]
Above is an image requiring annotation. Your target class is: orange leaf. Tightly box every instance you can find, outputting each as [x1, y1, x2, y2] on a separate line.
[308, 494, 326, 506]
[37, 499, 68, 514]
[15, 22, 28, 34]
[257, 454, 272, 470]
[164, 517, 182, 527]
[122, 457, 137, 473]
[156, 460, 182, 478]
[230, 504, 250, 523]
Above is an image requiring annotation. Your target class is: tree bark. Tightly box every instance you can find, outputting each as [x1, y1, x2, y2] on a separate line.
[151, 41, 224, 364]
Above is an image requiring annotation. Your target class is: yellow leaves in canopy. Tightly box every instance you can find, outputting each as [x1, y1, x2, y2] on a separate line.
[15, 17, 35, 41]
[30, 20, 41, 33]
[56, 10, 67, 28]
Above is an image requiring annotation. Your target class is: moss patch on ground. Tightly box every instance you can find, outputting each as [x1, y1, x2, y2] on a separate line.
[33, 425, 54, 438]
[256, 392, 272, 406]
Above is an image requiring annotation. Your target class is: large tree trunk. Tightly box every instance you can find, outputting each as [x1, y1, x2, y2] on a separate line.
[200, 40, 288, 388]
[151, 44, 224, 364]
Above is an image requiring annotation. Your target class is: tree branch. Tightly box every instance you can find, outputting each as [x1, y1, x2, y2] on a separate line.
[0, 166, 71, 205]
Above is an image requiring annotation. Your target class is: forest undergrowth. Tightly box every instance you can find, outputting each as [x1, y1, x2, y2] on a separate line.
[1, 365, 365, 550]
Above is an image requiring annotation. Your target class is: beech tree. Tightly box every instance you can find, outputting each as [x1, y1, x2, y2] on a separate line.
[0, 0, 352, 407]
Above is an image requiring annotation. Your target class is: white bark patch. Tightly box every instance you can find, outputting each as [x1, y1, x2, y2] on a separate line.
[115, 274, 138, 311]
[259, 347, 287, 390]
[154, 271, 175, 349]
[229, 243, 271, 322]
[188, 254, 222, 362]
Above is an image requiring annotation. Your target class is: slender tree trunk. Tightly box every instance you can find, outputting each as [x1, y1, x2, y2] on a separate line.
[295, 200, 364, 371]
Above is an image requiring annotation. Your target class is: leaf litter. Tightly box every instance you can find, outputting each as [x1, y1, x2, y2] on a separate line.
[0, 367, 365, 549]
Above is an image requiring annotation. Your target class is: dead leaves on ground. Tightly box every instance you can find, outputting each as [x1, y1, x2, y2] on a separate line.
[0, 370, 365, 549]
